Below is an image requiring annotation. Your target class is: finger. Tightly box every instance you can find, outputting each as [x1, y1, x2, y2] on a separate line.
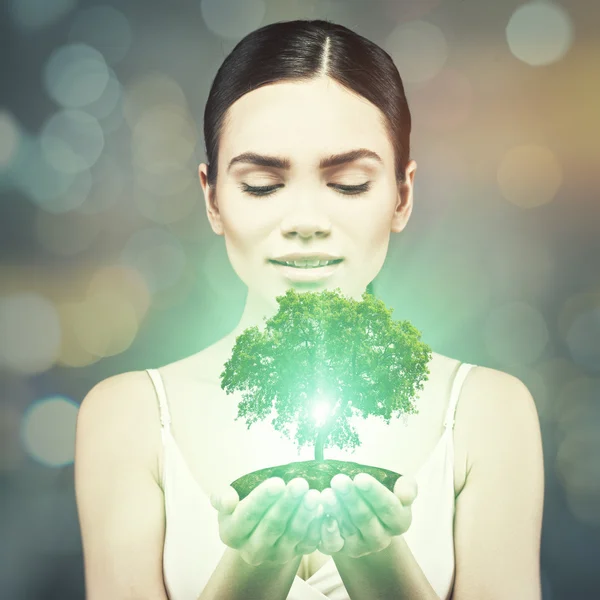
[332, 474, 379, 533]
[221, 477, 285, 543]
[393, 475, 418, 506]
[295, 507, 325, 555]
[254, 477, 308, 547]
[284, 488, 322, 540]
[210, 486, 239, 515]
[354, 473, 408, 535]
[321, 486, 360, 539]
[318, 516, 344, 555]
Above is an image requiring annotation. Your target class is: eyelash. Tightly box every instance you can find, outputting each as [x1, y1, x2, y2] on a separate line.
[239, 182, 372, 197]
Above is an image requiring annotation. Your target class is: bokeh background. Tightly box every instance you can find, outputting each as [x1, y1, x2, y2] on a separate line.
[1, 0, 599, 598]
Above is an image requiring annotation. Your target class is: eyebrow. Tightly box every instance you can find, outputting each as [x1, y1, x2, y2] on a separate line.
[227, 148, 383, 172]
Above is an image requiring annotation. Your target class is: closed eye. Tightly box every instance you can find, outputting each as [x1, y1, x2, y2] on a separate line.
[239, 182, 372, 197]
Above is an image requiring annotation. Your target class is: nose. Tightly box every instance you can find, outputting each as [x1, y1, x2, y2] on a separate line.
[280, 207, 332, 240]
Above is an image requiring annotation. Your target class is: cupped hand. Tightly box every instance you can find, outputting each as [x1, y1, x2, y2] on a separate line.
[210, 477, 325, 566]
[317, 473, 418, 558]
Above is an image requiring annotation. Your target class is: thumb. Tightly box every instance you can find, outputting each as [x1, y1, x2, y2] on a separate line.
[210, 486, 240, 514]
[394, 476, 418, 506]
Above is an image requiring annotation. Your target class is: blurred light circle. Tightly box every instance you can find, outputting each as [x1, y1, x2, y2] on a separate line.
[56, 302, 100, 368]
[68, 5, 132, 65]
[565, 306, 600, 374]
[120, 228, 187, 293]
[20, 396, 78, 467]
[134, 179, 198, 224]
[11, 137, 78, 208]
[35, 168, 91, 214]
[87, 265, 151, 321]
[77, 153, 124, 214]
[44, 43, 109, 109]
[9, 0, 76, 31]
[123, 73, 187, 129]
[558, 293, 600, 373]
[0, 293, 61, 374]
[555, 377, 600, 432]
[557, 292, 600, 337]
[200, 0, 267, 40]
[73, 292, 139, 357]
[385, 20, 448, 84]
[40, 110, 104, 174]
[483, 301, 549, 367]
[497, 144, 562, 208]
[34, 210, 100, 256]
[82, 68, 123, 121]
[0, 110, 21, 168]
[131, 104, 197, 172]
[410, 68, 473, 131]
[507, 1, 574, 67]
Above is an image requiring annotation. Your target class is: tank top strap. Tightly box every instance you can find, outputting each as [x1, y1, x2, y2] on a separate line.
[443, 362, 475, 430]
[146, 368, 172, 435]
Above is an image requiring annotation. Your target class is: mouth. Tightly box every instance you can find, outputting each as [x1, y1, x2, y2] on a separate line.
[269, 258, 344, 269]
[268, 259, 343, 282]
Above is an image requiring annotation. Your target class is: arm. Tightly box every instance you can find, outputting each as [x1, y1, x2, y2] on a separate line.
[329, 367, 544, 600]
[199, 549, 301, 600]
[75, 372, 170, 600]
[451, 368, 544, 599]
[76, 371, 305, 600]
[333, 535, 439, 599]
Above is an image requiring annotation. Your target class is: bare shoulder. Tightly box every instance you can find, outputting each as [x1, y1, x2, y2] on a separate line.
[77, 370, 164, 486]
[456, 364, 543, 475]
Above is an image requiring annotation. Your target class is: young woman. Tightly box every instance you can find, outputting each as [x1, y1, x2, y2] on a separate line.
[75, 19, 544, 600]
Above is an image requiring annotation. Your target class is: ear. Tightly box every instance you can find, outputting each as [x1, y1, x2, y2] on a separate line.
[199, 163, 223, 236]
[391, 159, 417, 233]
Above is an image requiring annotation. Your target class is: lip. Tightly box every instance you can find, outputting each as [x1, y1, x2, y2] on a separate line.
[271, 253, 342, 262]
[269, 260, 342, 282]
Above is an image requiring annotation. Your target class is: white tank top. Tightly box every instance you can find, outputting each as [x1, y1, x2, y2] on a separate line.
[147, 362, 474, 599]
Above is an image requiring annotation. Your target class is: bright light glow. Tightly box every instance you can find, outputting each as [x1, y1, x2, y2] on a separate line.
[312, 401, 331, 428]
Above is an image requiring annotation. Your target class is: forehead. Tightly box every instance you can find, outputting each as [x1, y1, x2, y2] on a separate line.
[220, 77, 392, 161]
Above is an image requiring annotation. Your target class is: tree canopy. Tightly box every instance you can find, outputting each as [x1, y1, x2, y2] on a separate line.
[220, 288, 432, 459]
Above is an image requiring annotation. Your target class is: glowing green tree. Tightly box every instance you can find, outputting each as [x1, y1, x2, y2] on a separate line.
[220, 288, 432, 463]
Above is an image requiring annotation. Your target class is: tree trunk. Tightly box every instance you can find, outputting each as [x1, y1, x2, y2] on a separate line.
[314, 418, 334, 462]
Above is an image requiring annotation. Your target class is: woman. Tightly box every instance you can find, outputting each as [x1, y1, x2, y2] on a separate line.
[74, 19, 544, 600]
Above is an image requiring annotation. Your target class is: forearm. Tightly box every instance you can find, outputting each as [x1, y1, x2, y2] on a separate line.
[333, 535, 440, 600]
[198, 547, 302, 600]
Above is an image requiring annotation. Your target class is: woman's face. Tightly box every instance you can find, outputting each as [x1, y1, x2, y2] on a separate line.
[199, 76, 416, 304]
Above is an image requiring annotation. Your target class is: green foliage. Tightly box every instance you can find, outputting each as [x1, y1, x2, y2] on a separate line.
[220, 288, 432, 455]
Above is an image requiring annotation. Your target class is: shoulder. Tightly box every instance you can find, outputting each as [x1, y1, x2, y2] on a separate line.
[77, 370, 165, 486]
[456, 364, 543, 476]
